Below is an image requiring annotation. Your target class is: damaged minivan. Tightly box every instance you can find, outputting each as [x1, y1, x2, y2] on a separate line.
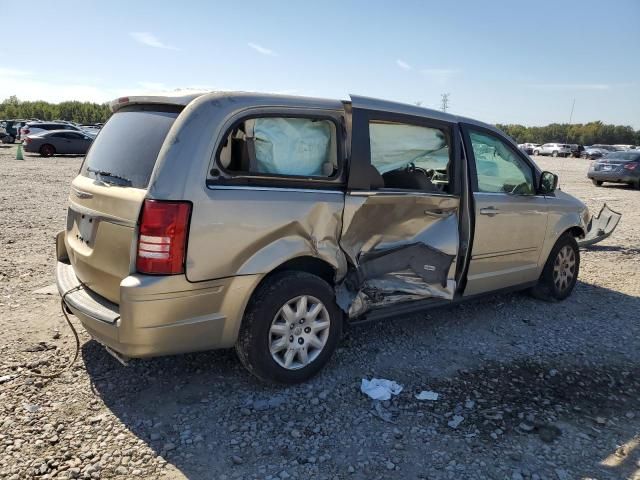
[55, 92, 619, 383]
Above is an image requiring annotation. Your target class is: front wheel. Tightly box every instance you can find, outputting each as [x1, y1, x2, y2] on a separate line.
[533, 150, 540, 156]
[552, 151, 558, 157]
[530, 233, 580, 301]
[235, 271, 343, 384]
[591, 179, 603, 186]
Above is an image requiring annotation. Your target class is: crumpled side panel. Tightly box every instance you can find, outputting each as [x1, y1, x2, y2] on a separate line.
[337, 194, 459, 317]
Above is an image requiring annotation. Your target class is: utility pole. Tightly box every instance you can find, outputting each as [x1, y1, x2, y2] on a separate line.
[565, 98, 575, 145]
[440, 93, 450, 112]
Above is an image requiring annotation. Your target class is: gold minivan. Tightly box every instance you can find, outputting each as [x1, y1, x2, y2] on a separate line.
[55, 92, 618, 383]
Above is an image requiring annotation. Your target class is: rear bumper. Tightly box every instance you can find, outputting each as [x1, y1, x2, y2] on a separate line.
[56, 261, 261, 358]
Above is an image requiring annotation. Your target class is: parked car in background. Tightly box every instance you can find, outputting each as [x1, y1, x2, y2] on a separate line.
[54, 92, 618, 383]
[582, 147, 609, 160]
[589, 144, 616, 152]
[613, 144, 636, 151]
[533, 143, 572, 157]
[517, 143, 540, 155]
[0, 119, 28, 143]
[588, 150, 640, 188]
[23, 130, 94, 157]
[21, 122, 96, 138]
[568, 144, 584, 158]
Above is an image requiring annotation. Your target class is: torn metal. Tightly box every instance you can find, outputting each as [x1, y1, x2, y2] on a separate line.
[335, 244, 454, 317]
[578, 204, 622, 248]
[335, 194, 459, 317]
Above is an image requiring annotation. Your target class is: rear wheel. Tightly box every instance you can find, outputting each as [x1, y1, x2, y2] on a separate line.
[235, 271, 343, 384]
[591, 179, 603, 186]
[530, 233, 580, 301]
[552, 151, 558, 157]
[533, 150, 540, 156]
[39, 144, 55, 157]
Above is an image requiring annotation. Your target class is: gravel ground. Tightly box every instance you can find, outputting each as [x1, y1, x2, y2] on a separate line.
[0, 145, 638, 480]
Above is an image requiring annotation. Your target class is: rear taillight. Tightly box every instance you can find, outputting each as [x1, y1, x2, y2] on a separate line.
[623, 162, 638, 171]
[23, 129, 30, 135]
[136, 200, 191, 275]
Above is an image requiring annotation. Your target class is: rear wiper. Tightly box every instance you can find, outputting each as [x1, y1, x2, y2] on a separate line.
[86, 167, 132, 186]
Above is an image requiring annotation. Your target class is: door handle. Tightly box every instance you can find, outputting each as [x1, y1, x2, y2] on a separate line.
[480, 206, 500, 216]
[424, 209, 450, 218]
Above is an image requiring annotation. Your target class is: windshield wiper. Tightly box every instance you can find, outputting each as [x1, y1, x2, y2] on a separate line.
[86, 167, 132, 186]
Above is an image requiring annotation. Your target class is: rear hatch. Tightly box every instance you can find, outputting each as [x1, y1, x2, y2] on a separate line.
[65, 105, 181, 303]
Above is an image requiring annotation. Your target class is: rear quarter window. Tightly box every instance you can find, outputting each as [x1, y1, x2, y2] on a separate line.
[80, 106, 180, 188]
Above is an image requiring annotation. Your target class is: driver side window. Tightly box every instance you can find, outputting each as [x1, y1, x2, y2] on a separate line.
[469, 129, 534, 195]
[369, 121, 451, 192]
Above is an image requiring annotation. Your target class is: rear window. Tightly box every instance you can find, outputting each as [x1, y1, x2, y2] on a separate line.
[81, 106, 179, 188]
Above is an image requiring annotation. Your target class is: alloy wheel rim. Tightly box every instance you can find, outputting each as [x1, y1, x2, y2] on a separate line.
[553, 245, 576, 292]
[269, 295, 330, 370]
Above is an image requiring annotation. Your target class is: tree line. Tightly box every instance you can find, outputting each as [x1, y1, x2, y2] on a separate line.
[496, 121, 640, 146]
[0, 96, 111, 124]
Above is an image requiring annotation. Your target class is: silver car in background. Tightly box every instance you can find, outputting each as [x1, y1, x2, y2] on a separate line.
[533, 143, 572, 157]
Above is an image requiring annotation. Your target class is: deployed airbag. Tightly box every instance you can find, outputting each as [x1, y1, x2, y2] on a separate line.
[253, 118, 333, 176]
[370, 123, 447, 173]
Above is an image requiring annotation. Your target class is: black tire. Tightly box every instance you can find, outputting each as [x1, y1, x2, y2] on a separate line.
[552, 151, 558, 157]
[591, 179, 603, 186]
[39, 144, 55, 157]
[533, 150, 540, 156]
[235, 271, 343, 384]
[530, 233, 580, 302]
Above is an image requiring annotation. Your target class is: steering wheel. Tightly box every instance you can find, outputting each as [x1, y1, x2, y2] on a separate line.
[509, 182, 531, 195]
[405, 162, 431, 177]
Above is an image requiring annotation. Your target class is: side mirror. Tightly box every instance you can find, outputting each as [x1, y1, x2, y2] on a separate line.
[539, 171, 558, 194]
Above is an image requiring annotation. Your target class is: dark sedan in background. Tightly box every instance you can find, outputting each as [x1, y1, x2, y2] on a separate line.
[23, 130, 93, 157]
[588, 151, 640, 188]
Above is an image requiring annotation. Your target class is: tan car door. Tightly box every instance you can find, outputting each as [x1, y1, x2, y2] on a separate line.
[461, 124, 548, 296]
[336, 98, 465, 318]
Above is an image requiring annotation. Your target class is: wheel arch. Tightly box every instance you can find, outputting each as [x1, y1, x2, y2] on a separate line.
[237, 255, 340, 331]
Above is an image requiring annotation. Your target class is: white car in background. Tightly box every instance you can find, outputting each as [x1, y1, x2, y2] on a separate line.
[533, 143, 572, 157]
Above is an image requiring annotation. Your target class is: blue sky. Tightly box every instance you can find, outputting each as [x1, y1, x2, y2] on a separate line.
[1, 0, 638, 127]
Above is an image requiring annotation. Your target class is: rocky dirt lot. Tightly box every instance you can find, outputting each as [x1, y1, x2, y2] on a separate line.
[0, 145, 638, 480]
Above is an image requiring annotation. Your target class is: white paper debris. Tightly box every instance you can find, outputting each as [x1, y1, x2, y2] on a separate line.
[415, 390, 439, 401]
[447, 415, 464, 429]
[23, 403, 41, 413]
[360, 378, 403, 401]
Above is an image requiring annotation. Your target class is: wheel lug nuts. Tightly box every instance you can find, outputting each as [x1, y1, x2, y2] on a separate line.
[289, 335, 294, 342]
[299, 319, 304, 324]
[304, 327, 311, 333]
[290, 324, 294, 329]
[297, 337, 304, 345]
